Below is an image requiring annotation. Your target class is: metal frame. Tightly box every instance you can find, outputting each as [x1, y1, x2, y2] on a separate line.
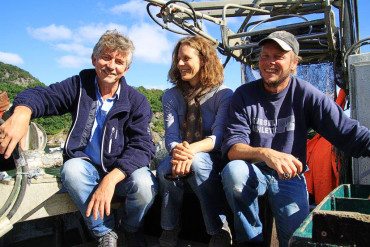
[145, 0, 358, 76]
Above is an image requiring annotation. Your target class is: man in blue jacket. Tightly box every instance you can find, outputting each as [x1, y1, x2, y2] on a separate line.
[221, 30, 370, 247]
[0, 30, 157, 247]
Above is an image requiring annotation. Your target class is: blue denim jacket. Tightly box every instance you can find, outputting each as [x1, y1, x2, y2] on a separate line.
[13, 69, 155, 176]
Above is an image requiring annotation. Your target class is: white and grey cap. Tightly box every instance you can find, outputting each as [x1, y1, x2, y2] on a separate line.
[258, 30, 299, 55]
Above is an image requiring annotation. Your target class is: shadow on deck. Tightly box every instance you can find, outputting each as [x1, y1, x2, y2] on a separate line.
[0, 168, 277, 247]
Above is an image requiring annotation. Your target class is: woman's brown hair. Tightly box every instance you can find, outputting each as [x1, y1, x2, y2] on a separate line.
[168, 36, 224, 91]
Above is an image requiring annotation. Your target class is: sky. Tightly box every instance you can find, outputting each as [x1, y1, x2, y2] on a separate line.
[0, 0, 370, 91]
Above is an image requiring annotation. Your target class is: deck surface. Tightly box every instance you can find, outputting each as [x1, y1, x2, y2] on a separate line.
[74, 235, 207, 247]
[1, 170, 279, 247]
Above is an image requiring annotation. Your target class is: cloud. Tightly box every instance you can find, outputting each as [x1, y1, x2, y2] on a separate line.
[108, 0, 174, 64]
[28, 20, 174, 66]
[57, 55, 90, 68]
[128, 23, 173, 64]
[27, 24, 72, 41]
[52, 23, 128, 68]
[55, 43, 92, 56]
[0, 51, 24, 65]
[76, 23, 128, 44]
[110, 0, 146, 18]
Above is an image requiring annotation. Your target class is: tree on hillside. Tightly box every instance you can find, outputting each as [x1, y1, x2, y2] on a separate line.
[136, 86, 164, 113]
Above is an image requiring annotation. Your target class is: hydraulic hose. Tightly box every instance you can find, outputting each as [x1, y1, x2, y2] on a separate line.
[0, 169, 22, 218]
[0, 118, 21, 219]
[343, 37, 370, 86]
[6, 147, 28, 219]
[0, 118, 29, 237]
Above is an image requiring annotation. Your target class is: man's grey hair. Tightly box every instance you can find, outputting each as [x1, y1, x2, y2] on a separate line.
[92, 30, 135, 68]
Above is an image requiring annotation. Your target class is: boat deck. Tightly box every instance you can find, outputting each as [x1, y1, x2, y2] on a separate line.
[0, 170, 212, 246]
[1, 167, 278, 246]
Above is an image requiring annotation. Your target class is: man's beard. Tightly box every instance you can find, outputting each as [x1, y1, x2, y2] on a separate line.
[264, 80, 283, 88]
[262, 71, 290, 90]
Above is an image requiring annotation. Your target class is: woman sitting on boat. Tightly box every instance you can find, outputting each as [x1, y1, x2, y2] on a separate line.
[156, 35, 233, 247]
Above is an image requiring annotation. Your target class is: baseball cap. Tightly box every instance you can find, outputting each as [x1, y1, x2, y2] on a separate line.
[258, 30, 299, 55]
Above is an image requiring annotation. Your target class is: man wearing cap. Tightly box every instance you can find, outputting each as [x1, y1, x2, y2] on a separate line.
[220, 30, 370, 246]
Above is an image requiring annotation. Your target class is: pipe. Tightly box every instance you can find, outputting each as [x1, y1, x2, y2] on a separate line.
[6, 148, 28, 219]
[0, 118, 29, 238]
[0, 170, 22, 218]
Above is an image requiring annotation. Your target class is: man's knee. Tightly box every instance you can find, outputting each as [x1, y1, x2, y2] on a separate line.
[60, 158, 91, 185]
[130, 167, 158, 204]
[222, 160, 262, 202]
[221, 160, 250, 187]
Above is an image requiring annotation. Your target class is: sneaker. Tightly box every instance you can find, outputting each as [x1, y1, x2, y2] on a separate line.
[209, 226, 232, 247]
[123, 230, 147, 247]
[98, 231, 118, 247]
[158, 227, 181, 247]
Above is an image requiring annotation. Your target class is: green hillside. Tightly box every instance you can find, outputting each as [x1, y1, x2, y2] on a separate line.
[0, 62, 44, 99]
[0, 62, 164, 135]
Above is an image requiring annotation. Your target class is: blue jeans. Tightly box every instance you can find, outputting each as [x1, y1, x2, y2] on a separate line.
[60, 158, 158, 237]
[221, 160, 309, 247]
[157, 152, 227, 235]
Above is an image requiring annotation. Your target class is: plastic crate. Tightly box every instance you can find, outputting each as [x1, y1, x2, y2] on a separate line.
[290, 184, 370, 246]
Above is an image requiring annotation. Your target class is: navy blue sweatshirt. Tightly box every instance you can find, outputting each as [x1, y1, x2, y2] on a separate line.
[222, 76, 370, 169]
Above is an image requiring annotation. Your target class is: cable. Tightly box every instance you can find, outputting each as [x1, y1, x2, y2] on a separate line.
[0, 172, 22, 218]
[343, 37, 370, 75]
[6, 148, 28, 219]
[147, 3, 189, 35]
[0, 118, 29, 223]
[344, 37, 370, 71]
[146, 0, 202, 36]
[164, 0, 201, 30]
[341, 37, 370, 90]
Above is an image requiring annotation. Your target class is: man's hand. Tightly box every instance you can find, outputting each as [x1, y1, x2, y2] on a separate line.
[86, 168, 125, 220]
[261, 148, 303, 179]
[0, 106, 32, 159]
[228, 143, 303, 179]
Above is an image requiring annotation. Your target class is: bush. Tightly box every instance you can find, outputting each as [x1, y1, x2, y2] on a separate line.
[33, 114, 72, 135]
[136, 86, 164, 113]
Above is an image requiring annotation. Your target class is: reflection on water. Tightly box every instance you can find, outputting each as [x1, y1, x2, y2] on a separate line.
[243, 62, 335, 97]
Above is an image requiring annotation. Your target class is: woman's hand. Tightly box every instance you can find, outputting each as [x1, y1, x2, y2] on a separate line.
[171, 141, 193, 176]
[171, 157, 193, 176]
[172, 141, 194, 161]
